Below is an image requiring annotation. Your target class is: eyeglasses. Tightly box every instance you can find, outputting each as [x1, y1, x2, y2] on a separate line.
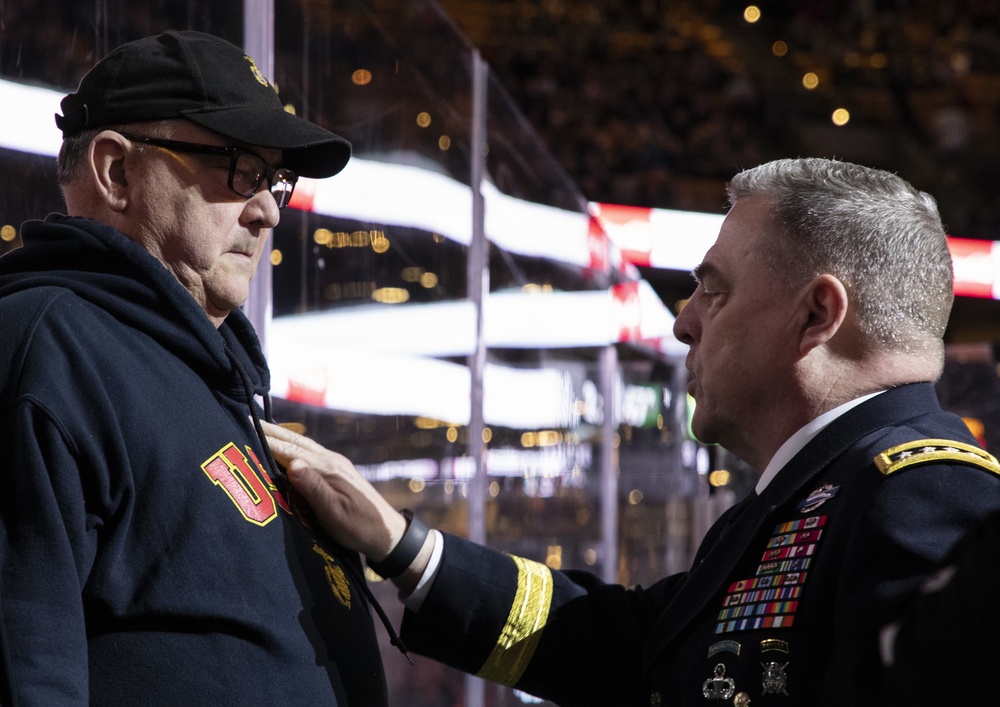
[118, 132, 298, 209]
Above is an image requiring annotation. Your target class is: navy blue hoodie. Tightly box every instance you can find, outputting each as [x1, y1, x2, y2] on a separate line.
[0, 215, 387, 705]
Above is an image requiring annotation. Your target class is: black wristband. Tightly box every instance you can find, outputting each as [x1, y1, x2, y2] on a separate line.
[366, 509, 429, 579]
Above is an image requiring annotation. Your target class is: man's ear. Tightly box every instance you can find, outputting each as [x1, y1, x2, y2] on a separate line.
[799, 274, 849, 355]
[88, 131, 132, 213]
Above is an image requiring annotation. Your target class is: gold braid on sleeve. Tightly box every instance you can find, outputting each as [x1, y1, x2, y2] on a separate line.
[476, 555, 554, 686]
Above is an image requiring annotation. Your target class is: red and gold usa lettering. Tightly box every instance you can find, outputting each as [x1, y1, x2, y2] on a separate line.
[201, 443, 291, 526]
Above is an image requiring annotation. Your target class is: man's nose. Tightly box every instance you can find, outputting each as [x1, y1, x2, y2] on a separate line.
[673, 299, 696, 345]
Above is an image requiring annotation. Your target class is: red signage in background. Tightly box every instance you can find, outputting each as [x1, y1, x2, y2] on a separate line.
[586, 213, 611, 274]
[948, 237, 997, 299]
[590, 203, 654, 267]
[612, 280, 642, 342]
[287, 177, 317, 213]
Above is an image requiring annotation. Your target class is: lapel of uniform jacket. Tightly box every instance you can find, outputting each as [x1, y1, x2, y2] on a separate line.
[640, 383, 937, 670]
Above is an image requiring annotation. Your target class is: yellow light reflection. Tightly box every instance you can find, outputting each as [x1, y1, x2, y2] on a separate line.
[545, 545, 563, 570]
[408, 478, 426, 493]
[446, 427, 458, 443]
[482, 428, 492, 443]
[963, 417, 985, 440]
[438, 135, 451, 151]
[352, 69, 372, 86]
[628, 489, 644, 505]
[832, 108, 851, 126]
[772, 41, 788, 57]
[269, 249, 283, 266]
[1, 224, 17, 242]
[708, 469, 732, 487]
[416, 111, 432, 128]
[370, 231, 390, 254]
[802, 72, 819, 89]
[537, 430, 562, 446]
[525, 431, 564, 447]
[371, 287, 410, 304]
[419, 272, 438, 288]
[489, 481, 500, 498]
[743, 5, 761, 23]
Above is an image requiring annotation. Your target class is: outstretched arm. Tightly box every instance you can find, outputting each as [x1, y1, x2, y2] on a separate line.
[262, 420, 433, 592]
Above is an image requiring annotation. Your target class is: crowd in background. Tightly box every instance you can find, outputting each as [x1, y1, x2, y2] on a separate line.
[4, 0, 1000, 235]
[443, 0, 1000, 237]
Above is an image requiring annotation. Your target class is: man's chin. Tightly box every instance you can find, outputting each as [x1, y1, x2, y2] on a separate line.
[689, 415, 717, 446]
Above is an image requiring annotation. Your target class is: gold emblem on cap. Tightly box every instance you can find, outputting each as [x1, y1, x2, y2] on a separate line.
[243, 54, 270, 87]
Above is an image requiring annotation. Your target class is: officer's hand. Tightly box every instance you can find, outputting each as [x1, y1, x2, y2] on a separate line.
[261, 420, 406, 562]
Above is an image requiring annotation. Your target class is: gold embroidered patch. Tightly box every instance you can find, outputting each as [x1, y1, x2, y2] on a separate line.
[476, 555, 553, 687]
[312, 543, 351, 608]
[243, 54, 269, 87]
[874, 438, 1000, 477]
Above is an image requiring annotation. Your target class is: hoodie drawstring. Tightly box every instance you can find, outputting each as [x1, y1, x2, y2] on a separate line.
[223, 342, 412, 663]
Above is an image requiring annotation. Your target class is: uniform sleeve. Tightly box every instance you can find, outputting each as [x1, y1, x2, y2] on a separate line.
[0, 399, 100, 704]
[877, 507, 1000, 706]
[840, 462, 1000, 620]
[825, 461, 1000, 704]
[400, 532, 688, 706]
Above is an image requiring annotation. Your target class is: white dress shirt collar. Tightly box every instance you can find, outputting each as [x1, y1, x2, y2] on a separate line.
[755, 391, 885, 495]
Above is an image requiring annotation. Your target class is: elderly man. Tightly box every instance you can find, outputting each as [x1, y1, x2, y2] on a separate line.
[265, 158, 1000, 705]
[0, 30, 391, 705]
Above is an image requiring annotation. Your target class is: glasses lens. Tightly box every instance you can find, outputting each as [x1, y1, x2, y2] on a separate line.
[231, 152, 268, 198]
[270, 168, 298, 209]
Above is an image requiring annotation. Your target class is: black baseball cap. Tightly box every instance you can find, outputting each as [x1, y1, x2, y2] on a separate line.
[55, 30, 351, 179]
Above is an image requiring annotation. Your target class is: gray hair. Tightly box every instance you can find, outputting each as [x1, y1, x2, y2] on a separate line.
[56, 120, 176, 186]
[727, 158, 953, 353]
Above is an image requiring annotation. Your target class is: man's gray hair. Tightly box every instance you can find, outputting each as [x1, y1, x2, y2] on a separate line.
[727, 157, 953, 352]
[56, 120, 175, 186]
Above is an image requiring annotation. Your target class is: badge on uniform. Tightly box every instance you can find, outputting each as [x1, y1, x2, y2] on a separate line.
[702, 663, 736, 700]
[795, 484, 839, 513]
[760, 639, 789, 696]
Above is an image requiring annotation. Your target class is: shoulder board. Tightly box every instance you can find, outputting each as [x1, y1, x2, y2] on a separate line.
[874, 438, 1000, 477]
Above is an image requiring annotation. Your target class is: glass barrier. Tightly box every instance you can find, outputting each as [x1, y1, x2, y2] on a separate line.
[0, 3, 709, 705]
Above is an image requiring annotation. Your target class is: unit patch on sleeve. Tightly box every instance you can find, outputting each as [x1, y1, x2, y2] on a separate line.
[874, 438, 1000, 476]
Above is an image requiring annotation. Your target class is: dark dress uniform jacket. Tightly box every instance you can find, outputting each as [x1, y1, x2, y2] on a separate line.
[400, 383, 1000, 706]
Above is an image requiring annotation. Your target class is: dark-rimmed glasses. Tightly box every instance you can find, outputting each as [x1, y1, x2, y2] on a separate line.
[117, 132, 298, 209]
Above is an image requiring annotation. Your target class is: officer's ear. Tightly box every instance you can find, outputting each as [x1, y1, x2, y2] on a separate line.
[798, 274, 849, 355]
[88, 130, 132, 213]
